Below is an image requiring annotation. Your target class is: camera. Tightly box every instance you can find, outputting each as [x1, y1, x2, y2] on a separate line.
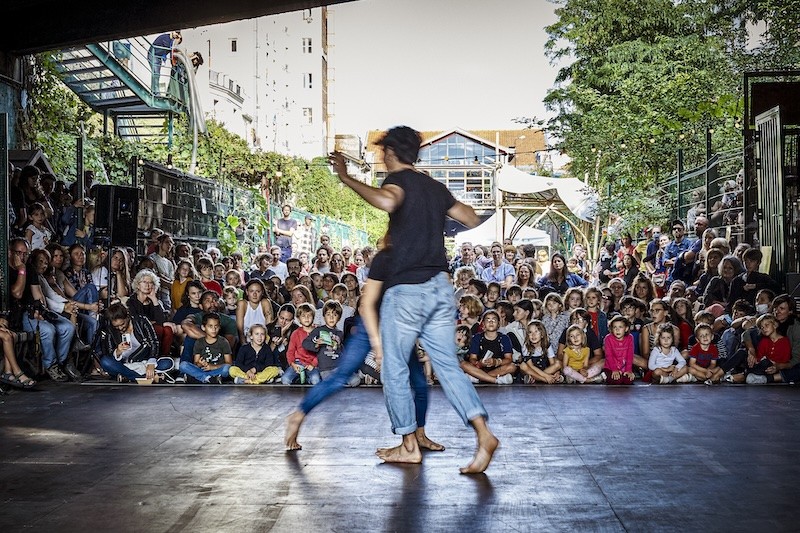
[28, 301, 61, 323]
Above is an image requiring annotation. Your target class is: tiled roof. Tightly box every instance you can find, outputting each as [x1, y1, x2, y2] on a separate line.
[365, 128, 547, 169]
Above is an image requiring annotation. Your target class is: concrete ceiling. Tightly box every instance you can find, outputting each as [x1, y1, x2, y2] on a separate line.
[1, 0, 355, 54]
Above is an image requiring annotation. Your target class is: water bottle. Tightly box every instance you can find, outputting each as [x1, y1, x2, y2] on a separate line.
[295, 358, 306, 384]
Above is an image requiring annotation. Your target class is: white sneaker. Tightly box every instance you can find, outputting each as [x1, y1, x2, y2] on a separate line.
[495, 374, 514, 385]
[746, 373, 768, 385]
[660, 375, 674, 384]
[468, 375, 480, 384]
[704, 378, 714, 386]
[234, 377, 246, 385]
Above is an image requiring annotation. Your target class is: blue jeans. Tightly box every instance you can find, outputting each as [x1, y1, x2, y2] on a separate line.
[280, 246, 292, 263]
[380, 272, 487, 435]
[299, 317, 429, 425]
[148, 48, 166, 93]
[100, 352, 174, 380]
[179, 361, 231, 383]
[73, 284, 99, 343]
[281, 365, 321, 385]
[23, 313, 75, 369]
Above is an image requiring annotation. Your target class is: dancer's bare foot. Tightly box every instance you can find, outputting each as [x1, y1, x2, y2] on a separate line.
[376, 436, 422, 464]
[284, 411, 305, 451]
[415, 428, 445, 451]
[460, 419, 499, 474]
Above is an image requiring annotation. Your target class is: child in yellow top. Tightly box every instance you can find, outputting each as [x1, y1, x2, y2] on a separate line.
[561, 325, 603, 383]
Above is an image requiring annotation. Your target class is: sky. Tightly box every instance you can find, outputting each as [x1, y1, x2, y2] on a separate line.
[330, 0, 564, 137]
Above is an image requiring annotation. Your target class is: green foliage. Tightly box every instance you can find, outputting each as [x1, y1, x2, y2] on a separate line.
[543, 0, 758, 234]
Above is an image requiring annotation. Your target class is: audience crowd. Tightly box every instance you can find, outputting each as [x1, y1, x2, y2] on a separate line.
[2, 164, 794, 391]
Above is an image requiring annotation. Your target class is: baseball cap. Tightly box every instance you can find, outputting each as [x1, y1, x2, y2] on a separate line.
[671, 219, 685, 229]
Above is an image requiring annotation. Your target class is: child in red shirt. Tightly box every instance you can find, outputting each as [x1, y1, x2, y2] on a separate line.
[746, 314, 790, 385]
[281, 303, 320, 385]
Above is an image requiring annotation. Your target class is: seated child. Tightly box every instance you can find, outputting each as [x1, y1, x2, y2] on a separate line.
[648, 323, 691, 384]
[230, 324, 281, 384]
[519, 320, 562, 384]
[303, 300, 359, 387]
[602, 315, 635, 385]
[561, 324, 603, 384]
[178, 312, 232, 383]
[745, 313, 790, 384]
[282, 303, 321, 385]
[686, 323, 724, 384]
[619, 296, 648, 371]
[460, 310, 517, 385]
[222, 286, 239, 316]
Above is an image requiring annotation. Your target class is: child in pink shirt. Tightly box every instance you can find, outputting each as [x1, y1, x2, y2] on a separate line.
[603, 315, 635, 384]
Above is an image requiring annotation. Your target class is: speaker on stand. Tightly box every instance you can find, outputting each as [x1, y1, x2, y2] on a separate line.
[94, 185, 139, 248]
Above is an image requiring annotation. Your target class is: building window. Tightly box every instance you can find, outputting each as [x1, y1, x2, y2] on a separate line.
[302, 38, 312, 53]
[302, 107, 313, 124]
[230, 39, 237, 52]
[303, 73, 313, 89]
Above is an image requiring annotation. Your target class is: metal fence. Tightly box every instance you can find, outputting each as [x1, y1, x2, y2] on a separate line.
[136, 162, 370, 255]
[659, 147, 745, 243]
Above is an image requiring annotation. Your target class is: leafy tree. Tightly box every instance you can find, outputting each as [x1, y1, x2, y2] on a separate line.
[544, 0, 749, 233]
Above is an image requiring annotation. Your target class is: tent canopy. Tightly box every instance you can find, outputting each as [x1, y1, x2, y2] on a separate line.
[454, 212, 550, 248]
[496, 165, 598, 222]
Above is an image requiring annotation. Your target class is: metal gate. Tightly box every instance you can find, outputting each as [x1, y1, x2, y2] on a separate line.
[755, 106, 784, 283]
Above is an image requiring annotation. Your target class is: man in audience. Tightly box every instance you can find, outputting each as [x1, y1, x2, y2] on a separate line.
[269, 245, 289, 281]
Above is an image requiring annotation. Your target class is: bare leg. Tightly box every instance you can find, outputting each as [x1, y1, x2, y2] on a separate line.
[459, 416, 499, 474]
[415, 427, 445, 451]
[284, 411, 305, 451]
[376, 433, 422, 464]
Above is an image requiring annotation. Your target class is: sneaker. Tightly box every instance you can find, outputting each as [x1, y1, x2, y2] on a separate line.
[564, 376, 576, 384]
[598, 372, 607, 383]
[234, 377, 246, 385]
[46, 364, 69, 382]
[468, 375, 480, 384]
[174, 375, 186, 383]
[495, 374, 514, 385]
[704, 379, 714, 386]
[660, 375, 675, 384]
[523, 374, 534, 385]
[555, 374, 565, 384]
[746, 373, 768, 385]
[723, 373, 735, 383]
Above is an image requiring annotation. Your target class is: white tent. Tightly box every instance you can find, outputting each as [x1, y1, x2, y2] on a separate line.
[454, 212, 550, 248]
[495, 165, 598, 222]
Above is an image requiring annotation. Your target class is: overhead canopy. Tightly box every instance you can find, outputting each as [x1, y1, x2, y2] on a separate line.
[496, 165, 598, 222]
[454, 212, 550, 248]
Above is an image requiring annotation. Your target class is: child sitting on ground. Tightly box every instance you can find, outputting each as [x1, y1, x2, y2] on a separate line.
[461, 310, 517, 385]
[282, 303, 321, 385]
[686, 323, 724, 384]
[648, 323, 691, 384]
[230, 324, 281, 384]
[745, 314, 790, 385]
[222, 286, 239, 316]
[542, 292, 569, 352]
[178, 312, 232, 383]
[519, 320, 562, 384]
[303, 300, 359, 386]
[602, 315, 635, 384]
[561, 325, 603, 384]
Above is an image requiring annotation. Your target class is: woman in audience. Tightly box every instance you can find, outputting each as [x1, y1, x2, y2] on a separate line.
[538, 253, 587, 295]
[172, 280, 205, 332]
[236, 278, 275, 345]
[99, 302, 173, 383]
[341, 272, 360, 309]
[457, 294, 484, 335]
[695, 248, 723, 298]
[703, 255, 744, 309]
[106, 247, 132, 302]
[127, 269, 175, 360]
[618, 254, 640, 289]
[0, 314, 36, 388]
[87, 247, 109, 301]
[516, 263, 536, 292]
[330, 252, 346, 276]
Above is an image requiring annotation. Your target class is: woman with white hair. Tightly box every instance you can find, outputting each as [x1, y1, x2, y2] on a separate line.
[127, 269, 176, 359]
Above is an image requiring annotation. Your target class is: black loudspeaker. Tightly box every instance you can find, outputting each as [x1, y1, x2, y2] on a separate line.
[94, 185, 139, 247]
